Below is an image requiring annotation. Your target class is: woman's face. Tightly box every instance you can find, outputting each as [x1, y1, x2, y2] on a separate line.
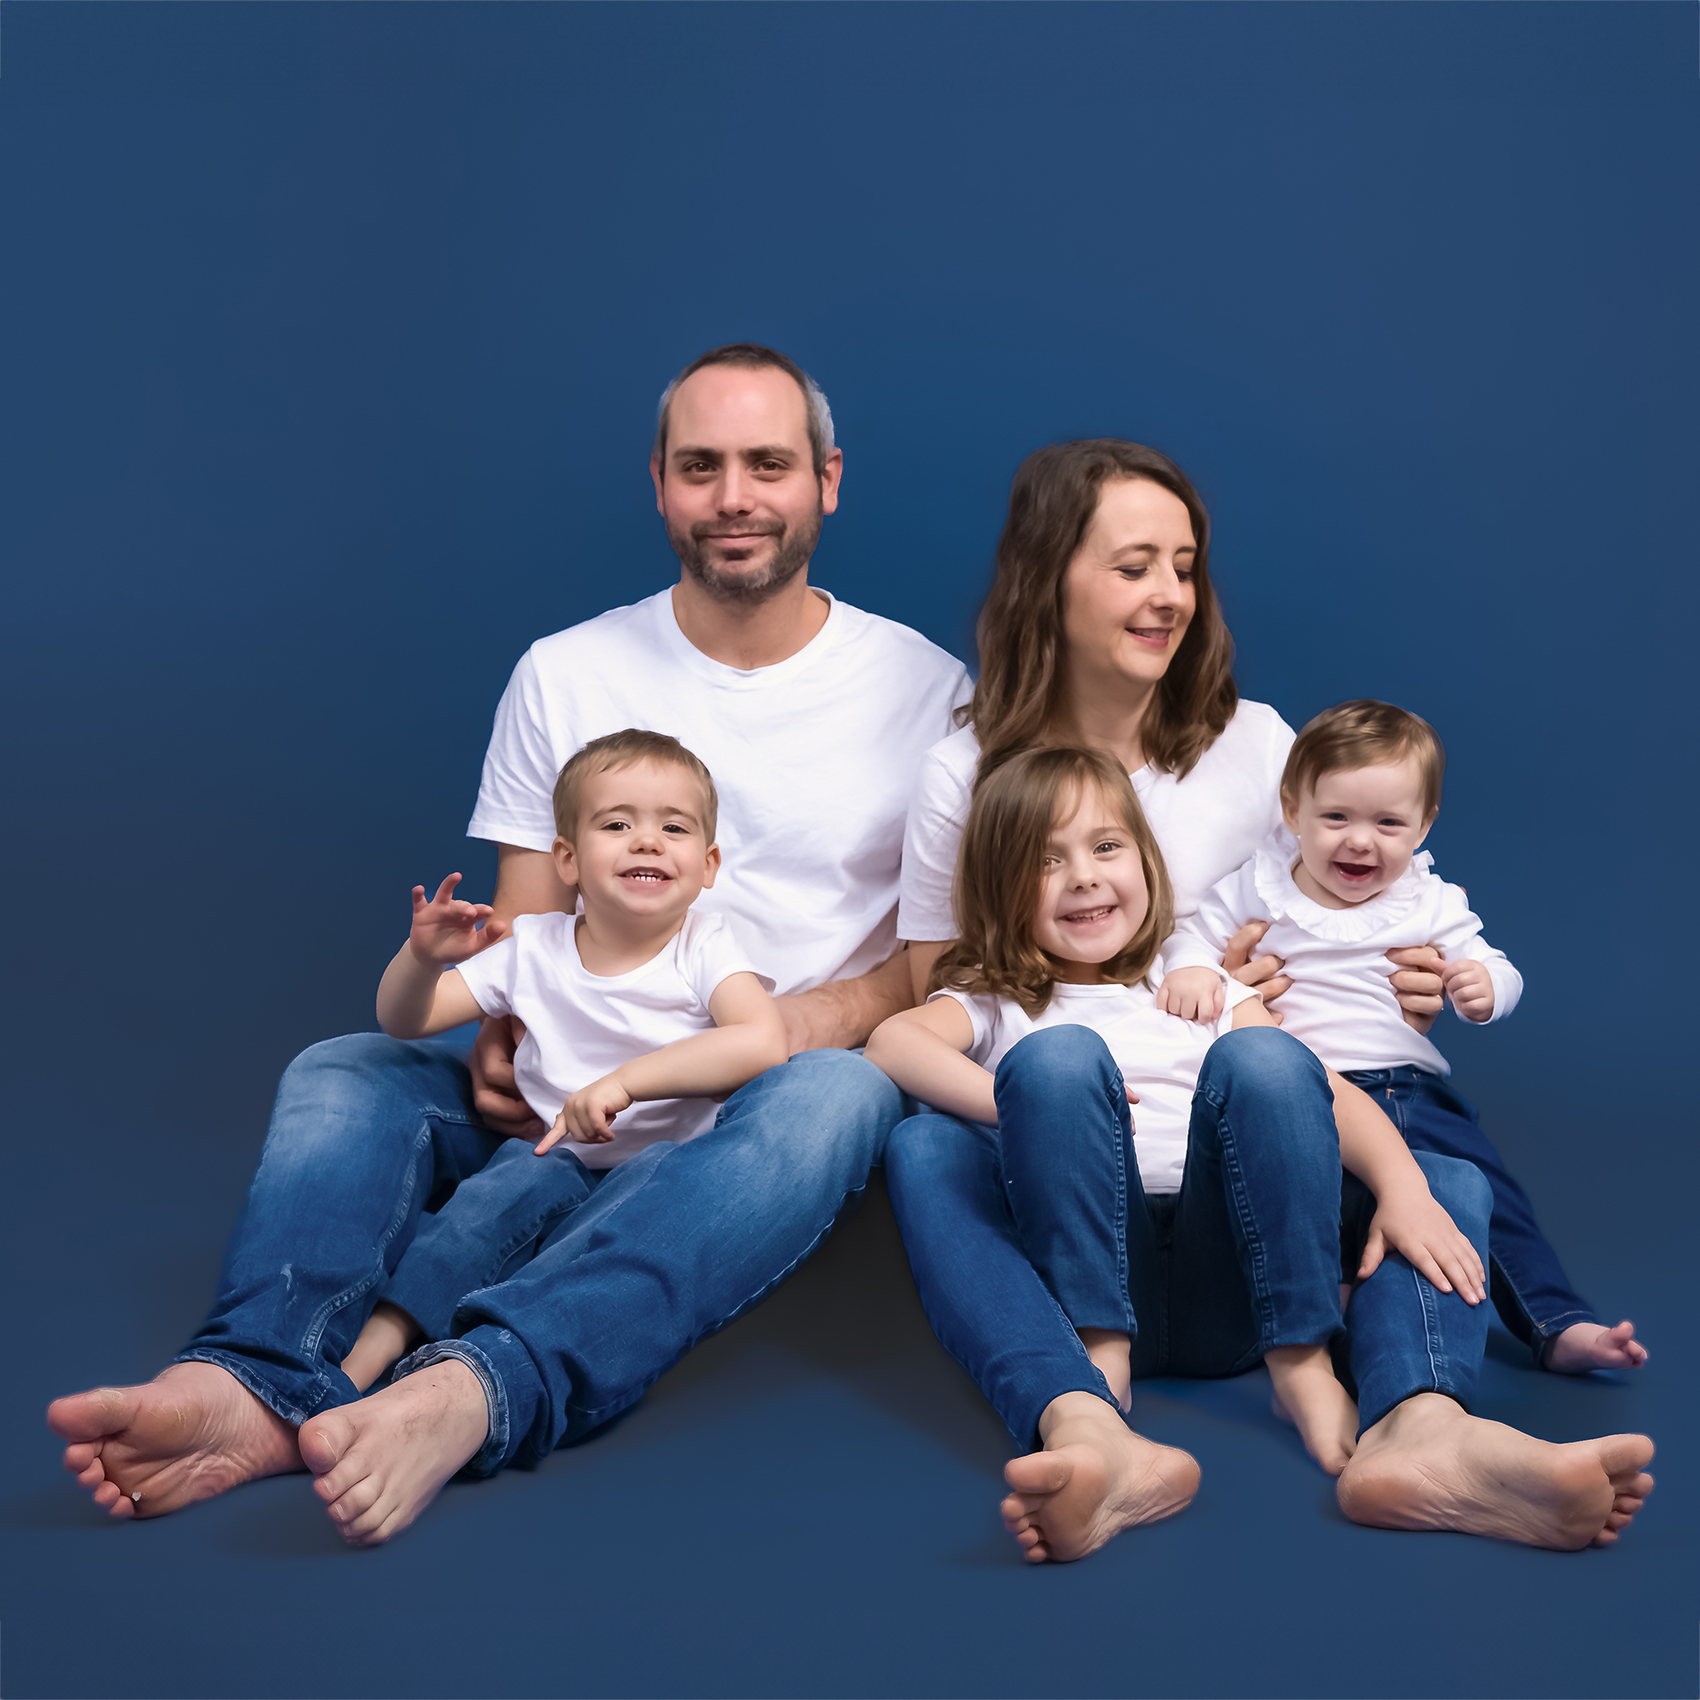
[1059, 478, 1198, 699]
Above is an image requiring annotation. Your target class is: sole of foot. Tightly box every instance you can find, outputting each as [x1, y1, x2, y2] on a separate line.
[1337, 1393, 1654, 1549]
[1545, 1320, 1648, 1374]
[298, 1358, 489, 1548]
[47, 1361, 303, 1520]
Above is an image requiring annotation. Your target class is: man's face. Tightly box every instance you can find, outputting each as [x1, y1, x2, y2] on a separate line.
[651, 365, 842, 605]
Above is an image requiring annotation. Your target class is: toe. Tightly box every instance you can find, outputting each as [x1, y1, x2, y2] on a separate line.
[75, 1458, 106, 1489]
[298, 1412, 356, 1478]
[63, 1442, 97, 1474]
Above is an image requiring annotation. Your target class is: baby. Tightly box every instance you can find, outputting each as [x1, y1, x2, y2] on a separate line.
[1158, 699, 1643, 1375]
[339, 728, 787, 1393]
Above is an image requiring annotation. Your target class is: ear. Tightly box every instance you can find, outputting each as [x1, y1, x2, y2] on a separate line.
[700, 843, 722, 889]
[552, 836, 578, 888]
[1280, 792, 1301, 835]
[1413, 809, 1436, 852]
[818, 448, 844, 517]
[650, 454, 666, 515]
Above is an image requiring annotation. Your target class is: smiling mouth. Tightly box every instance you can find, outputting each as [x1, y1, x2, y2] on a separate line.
[620, 869, 672, 884]
[1060, 904, 1117, 925]
[1332, 862, 1376, 881]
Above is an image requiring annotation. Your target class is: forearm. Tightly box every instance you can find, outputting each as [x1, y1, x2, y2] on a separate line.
[614, 1019, 790, 1102]
[376, 946, 449, 1038]
[1329, 1069, 1429, 1200]
[865, 1021, 997, 1124]
[774, 947, 916, 1054]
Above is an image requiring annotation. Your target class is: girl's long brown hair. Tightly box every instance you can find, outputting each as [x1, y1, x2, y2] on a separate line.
[966, 440, 1238, 782]
[932, 746, 1175, 1017]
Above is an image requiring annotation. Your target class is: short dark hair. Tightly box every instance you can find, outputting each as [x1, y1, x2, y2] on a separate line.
[552, 729, 719, 843]
[1281, 700, 1445, 820]
[653, 343, 836, 478]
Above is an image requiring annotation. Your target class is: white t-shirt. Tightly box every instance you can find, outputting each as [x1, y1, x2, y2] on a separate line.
[469, 588, 971, 996]
[453, 908, 768, 1168]
[1169, 827, 1523, 1077]
[935, 958, 1262, 1194]
[896, 701, 1294, 943]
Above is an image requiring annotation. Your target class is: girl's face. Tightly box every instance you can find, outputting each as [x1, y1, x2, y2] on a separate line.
[1059, 478, 1198, 703]
[1283, 758, 1433, 909]
[1032, 780, 1151, 982]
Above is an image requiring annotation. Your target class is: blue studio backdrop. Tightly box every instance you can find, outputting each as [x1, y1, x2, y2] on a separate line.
[2, 5, 1696, 1698]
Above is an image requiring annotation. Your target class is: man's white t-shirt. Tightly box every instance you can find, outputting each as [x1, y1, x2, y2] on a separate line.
[897, 702, 1294, 944]
[934, 958, 1262, 1194]
[468, 588, 972, 996]
[1169, 827, 1523, 1077]
[453, 908, 768, 1168]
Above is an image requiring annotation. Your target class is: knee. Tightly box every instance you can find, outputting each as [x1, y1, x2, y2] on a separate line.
[886, 1112, 982, 1190]
[1412, 1152, 1492, 1238]
[995, 1024, 1118, 1100]
[785, 1047, 904, 1123]
[1198, 1024, 1324, 1097]
[280, 1031, 411, 1097]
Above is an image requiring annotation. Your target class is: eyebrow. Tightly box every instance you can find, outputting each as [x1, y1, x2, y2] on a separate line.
[590, 802, 701, 825]
[670, 443, 800, 463]
[1108, 541, 1196, 558]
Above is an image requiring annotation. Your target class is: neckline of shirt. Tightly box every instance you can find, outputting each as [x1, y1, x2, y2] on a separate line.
[525, 909, 689, 986]
[1251, 827, 1436, 943]
[652, 586, 845, 689]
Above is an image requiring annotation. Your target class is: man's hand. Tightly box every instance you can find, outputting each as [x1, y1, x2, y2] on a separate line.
[536, 1073, 633, 1153]
[1442, 958, 1495, 1023]
[1358, 1179, 1486, 1304]
[408, 874, 497, 967]
[1154, 967, 1226, 1024]
[468, 1015, 546, 1139]
[1387, 945, 1445, 1034]
[1221, 920, 1291, 1013]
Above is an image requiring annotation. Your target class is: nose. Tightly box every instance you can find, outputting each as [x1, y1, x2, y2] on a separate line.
[715, 462, 756, 517]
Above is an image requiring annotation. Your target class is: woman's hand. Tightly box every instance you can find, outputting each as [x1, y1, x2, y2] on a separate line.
[1358, 1179, 1486, 1304]
[1221, 920, 1292, 1012]
[1387, 945, 1444, 1033]
[1154, 967, 1225, 1023]
[536, 1074, 634, 1153]
[1442, 958, 1495, 1022]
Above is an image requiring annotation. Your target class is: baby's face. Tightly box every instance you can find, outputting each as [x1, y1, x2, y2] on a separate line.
[1284, 757, 1432, 909]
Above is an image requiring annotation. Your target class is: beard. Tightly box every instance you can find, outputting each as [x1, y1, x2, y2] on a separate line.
[668, 500, 824, 606]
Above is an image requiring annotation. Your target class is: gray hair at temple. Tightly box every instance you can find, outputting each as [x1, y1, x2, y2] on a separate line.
[653, 343, 837, 478]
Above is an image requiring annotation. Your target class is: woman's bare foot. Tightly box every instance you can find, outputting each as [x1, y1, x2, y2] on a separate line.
[297, 1357, 489, 1546]
[1337, 1392, 1655, 1549]
[1077, 1327, 1132, 1412]
[341, 1301, 423, 1394]
[1000, 1391, 1199, 1564]
[1545, 1320, 1648, 1374]
[47, 1361, 303, 1519]
[1266, 1343, 1358, 1475]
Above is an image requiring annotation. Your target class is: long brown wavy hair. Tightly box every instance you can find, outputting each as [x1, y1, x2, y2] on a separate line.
[966, 440, 1238, 782]
[932, 746, 1175, 1017]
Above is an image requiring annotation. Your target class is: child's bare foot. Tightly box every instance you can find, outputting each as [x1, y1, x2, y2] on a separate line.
[1000, 1390, 1199, 1564]
[47, 1361, 303, 1519]
[1077, 1327, 1132, 1412]
[1544, 1320, 1647, 1374]
[341, 1301, 423, 1393]
[298, 1357, 489, 1546]
[1337, 1392, 1654, 1549]
[1266, 1343, 1358, 1475]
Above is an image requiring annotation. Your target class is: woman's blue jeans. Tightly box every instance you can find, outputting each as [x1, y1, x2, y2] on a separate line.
[886, 1025, 1492, 1449]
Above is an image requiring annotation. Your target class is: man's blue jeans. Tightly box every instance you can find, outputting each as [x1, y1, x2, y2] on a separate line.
[179, 1035, 901, 1449]
[886, 1025, 1493, 1449]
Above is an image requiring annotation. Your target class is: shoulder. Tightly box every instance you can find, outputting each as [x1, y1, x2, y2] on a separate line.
[909, 726, 980, 815]
[523, 592, 671, 673]
[1184, 700, 1294, 783]
[828, 599, 971, 688]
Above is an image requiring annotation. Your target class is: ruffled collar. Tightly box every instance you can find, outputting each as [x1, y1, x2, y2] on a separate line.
[1251, 826, 1436, 944]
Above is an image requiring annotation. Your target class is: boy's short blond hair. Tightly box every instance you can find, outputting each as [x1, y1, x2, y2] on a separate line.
[1281, 700, 1445, 820]
[552, 730, 719, 843]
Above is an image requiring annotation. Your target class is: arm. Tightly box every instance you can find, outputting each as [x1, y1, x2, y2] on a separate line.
[1388, 892, 1522, 1031]
[907, 940, 949, 1005]
[376, 875, 494, 1039]
[774, 945, 917, 1055]
[865, 997, 996, 1126]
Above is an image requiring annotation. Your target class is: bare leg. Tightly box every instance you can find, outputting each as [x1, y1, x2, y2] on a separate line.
[1337, 1392, 1654, 1549]
[999, 1390, 1199, 1564]
[340, 1301, 423, 1394]
[1545, 1320, 1648, 1374]
[297, 1357, 489, 1547]
[1077, 1328, 1132, 1412]
[47, 1362, 303, 1519]
[1266, 1342, 1358, 1475]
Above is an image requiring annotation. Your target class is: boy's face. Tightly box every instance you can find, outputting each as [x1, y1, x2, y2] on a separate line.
[554, 758, 720, 928]
[1283, 756, 1432, 907]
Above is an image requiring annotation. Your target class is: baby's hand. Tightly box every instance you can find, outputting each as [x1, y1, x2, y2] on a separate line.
[536, 1074, 634, 1153]
[1441, 958, 1495, 1022]
[1154, 967, 1226, 1024]
[408, 874, 496, 968]
[1358, 1180, 1486, 1305]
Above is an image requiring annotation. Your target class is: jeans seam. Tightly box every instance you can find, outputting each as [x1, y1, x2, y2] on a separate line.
[1212, 1107, 1277, 1352]
[1105, 1070, 1132, 1330]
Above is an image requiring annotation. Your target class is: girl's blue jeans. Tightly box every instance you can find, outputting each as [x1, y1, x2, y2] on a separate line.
[885, 1024, 1493, 1449]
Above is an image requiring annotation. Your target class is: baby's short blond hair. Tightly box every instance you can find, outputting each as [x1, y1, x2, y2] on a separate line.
[552, 730, 718, 843]
[1281, 700, 1445, 820]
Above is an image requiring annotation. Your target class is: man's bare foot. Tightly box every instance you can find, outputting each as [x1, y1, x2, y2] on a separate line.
[47, 1361, 303, 1520]
[1266, 1343, 1358, 1475]
[298, 1357, 489, 1547]
[1337, 1392, 1654, 1549]
[1000, 1391, 1199, 1564]
[1077, 1327, 1132, 1412]
[341, 1301, 423, 1394]
[1545, 1320, 1648, 1374]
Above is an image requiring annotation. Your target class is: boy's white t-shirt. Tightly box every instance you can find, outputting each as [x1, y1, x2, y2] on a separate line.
[453, 908, 769, 1168]
[468, 588, 972, 996]
[934, 958, 1262, 1194]
[1169, 827, 1523, 1077]
[897, 701, 1294, 943]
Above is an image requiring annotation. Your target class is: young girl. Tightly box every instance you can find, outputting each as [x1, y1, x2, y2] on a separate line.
[866, 745, 1489, 1499]
[1156, 700, 1644, 1375]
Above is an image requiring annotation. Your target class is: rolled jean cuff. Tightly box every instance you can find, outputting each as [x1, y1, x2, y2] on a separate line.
[394, 1339, 508, 1478]
[1531, 1310, 1598, 1368]
[1357, 1382, 1470, 1438]
[172, 1348, 355, 1428]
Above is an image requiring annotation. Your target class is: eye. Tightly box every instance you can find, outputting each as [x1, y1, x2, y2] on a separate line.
[1378, 817, 1406, 829]
[1093, 839, 1122, 855]
[1175, 569, 1194, 583]
[1041, 853, 1061, 869]
[601, 818, 630, 832]
[1322, 812, 1347, 822]
[663, 823, 689, 835]
[1116, 567, 1148, 581]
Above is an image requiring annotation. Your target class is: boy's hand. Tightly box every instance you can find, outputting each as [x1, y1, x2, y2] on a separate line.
[408, 874, 497, 968]
[1358, 1179, 1486, 1305]
[536, 1073, 634, 1153]
[1441, 958, 1495, 1022]
[1154, 967, 1226, 1024]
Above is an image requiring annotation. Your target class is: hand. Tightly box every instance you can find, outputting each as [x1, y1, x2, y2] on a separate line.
[468, 1014, 546, 1139]
[1154, 967, 1226, 1024]
[1221, 920, 1292, 1013]
[1386, 944, 1444, 1034]
[408, 874, 497, 968]
[1358, 1179, 1486, 1304]
[1442, 957, 1495, 1022]
[536, 1073, 634, 1153]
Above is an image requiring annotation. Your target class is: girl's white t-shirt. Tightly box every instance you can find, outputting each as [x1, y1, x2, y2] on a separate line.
[897, 701, 1294, 944]
[453, 908, 770, 1168]
[934, 959, 1262, 1194]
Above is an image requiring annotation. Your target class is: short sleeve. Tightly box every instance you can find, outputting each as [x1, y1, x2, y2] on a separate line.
[897, 742, 974, 942]
[679, 912, 776, 1010]
[451, 933, 521, 1020]
[926, 987, 996, 1064]
[466, 649, 564, 853]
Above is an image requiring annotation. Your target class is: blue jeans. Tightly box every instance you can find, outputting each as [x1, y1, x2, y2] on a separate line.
[179, 1036, 902, 1451]
[1344, 1066, 1596, 1364]
[886, 1025, 1493, 1447]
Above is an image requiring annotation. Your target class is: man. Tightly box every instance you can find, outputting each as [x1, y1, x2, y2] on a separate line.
[49, 343, 971, 1543]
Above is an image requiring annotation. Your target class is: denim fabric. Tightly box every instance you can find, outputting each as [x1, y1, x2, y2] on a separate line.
[1344, 1065, 1596, 1363]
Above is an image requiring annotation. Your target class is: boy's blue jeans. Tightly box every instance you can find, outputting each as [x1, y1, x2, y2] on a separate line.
[886, 1025, 1493, 1449]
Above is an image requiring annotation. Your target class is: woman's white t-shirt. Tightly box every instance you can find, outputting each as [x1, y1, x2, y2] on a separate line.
[896, 701, 1294, 944]
[934, 960, 1262, 1194]
[453, 908, 769, 1168]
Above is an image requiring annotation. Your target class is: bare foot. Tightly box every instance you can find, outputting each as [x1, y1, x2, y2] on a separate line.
[1266, 1343, 1358, 1475]
[47, 1361, 302, 1520]
[1000, 1391, 1199, 1564]
[298, 1357, 489, 1547]
[1545, 1320, 1648, 1374]
[1077, 1327, 1132, 1412]
[341, 1301, 423, 1394]
[1337, 1392, 1654, 1549]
